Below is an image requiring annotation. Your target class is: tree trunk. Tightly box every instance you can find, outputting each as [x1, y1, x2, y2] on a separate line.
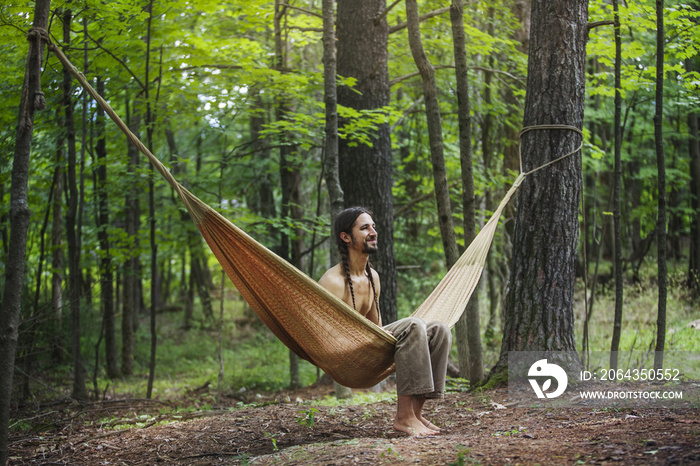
[653, 0, 667, 370]
[450, 0, 483, 383]
[1, 2, 52, 460]
[123, 97, 141, 376]
[407, 0, 468, 383]
[248, 95, 277, 229]
[322, 0, 352, 399]
[192, 129, 214, 320]
[337, 0, 397, 325]
[95, 75, 120, 379]
[322, 0, 343, 225]
[609, 0, 624, 371]
[405, 0, 459, 269]
[51, 149, 64, 360]
[502, 0, 531, 241]
[489, 0, 588, 382]
[65, 37, 89, 405]
[274, 0, 303, 390]
[0, 182, 7, 260]
[687, 57, 700, 292]
[481, 7, 501, 347]
[144, 0, 158, 398]
[78, 16, 89, 310]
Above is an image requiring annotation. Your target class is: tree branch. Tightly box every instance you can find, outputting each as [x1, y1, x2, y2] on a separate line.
[588, 20, 614, 30]
[82, 28, 145, 90]
[279, 2, 322, 19]
[389, 2, 467, 34]
[391, 64, 523, 86]
[288, 26, 323, 32]
[174, 64, 243, 72]
[391, 65, 455, 86]
[375, 0, 402, 25]
[470, 65, 524, 81]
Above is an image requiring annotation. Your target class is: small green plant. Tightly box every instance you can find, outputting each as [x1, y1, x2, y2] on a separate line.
[449, 448, 479, 465]
[380, 445, 401, 462]
[296, 408, 319, 428]
[264, 431, 279, 452]
[492, 427, 527, 437]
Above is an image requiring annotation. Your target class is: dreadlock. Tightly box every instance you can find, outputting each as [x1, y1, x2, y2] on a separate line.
[334, 207, 380, 315]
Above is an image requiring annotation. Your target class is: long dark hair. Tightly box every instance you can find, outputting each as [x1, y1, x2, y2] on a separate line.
[333, 207, 380, 315]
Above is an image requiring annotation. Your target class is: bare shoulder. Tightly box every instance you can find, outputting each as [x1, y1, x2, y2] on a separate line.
[318, 264, 346, 299]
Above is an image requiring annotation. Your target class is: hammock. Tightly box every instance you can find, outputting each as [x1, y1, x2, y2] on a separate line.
[48, 42, 581, 389]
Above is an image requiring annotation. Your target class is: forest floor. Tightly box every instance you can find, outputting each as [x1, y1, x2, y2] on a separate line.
[7, 380, 700, 465]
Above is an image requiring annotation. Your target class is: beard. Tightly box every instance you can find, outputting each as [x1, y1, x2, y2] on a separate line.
[363, 241, 378, 254]
[352, 235, 378, 254]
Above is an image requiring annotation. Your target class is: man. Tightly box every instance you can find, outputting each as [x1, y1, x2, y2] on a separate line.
[319, 207, 452, 436]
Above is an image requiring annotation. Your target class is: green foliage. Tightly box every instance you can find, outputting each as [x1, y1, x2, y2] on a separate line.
[2, 0, 698, 409]
[296, 407, 319, 428]
[575, 260, 700, 354]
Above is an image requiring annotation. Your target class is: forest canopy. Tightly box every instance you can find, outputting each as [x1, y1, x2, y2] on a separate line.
[0, 0, 698, 409]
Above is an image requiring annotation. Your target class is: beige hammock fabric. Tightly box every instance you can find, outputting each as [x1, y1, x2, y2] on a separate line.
[48, 41, 578, 389]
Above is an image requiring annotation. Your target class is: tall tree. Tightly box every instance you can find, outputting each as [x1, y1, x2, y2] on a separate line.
[274, 0, 304, 389]
[123, 96, 141, 375]
[144, 0, 159, 398]
[609, 0, 624, 371]
[322, 0, 343, 222]
[337, 0, 397, 325]
[322, 0, 353, 399]
[95, 75, 120, 379]
[689, 56, 700, 293]
[51, 118, 64, 362]
[1, 1, 52, 462]
[489, 0, 588, 380]
[450, 0, 483, 383]
[405, 0, 459, 271]
[653, 0, 667, 370]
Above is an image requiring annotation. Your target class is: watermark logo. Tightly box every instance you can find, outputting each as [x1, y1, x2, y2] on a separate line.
[528, 359, 568, 399]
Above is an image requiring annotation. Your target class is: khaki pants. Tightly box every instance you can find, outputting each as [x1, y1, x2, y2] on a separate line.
[383, 317, 452, 398]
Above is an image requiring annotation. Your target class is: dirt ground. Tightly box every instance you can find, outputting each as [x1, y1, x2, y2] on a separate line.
[7, 383, 700, 465]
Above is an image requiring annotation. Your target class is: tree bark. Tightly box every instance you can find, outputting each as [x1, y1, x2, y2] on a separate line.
[123, 97, 141, 376]
[337, 0, 397, 325]
[406, 0, 469, 383]
[322, 0, 344, 228]
[144, 0, 158, 398]
[609, 0, 624, 371]
[322, 0, 352, 399]
[405, 0, 459, 270]
[653, 0, 667, 370]
[481, 7, 501, 346]
[687, 57, 700, 293]
[95, 75, 120, 379]
[1, 1, 52, 462]
[489, 0, 588, 381]
[503, 0, 531, 239]
[450, 0, 483, 383]
[51, 146, 64, 360]
[274, 0, 304, 390]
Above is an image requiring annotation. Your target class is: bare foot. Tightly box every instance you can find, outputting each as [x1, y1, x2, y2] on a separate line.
[420, 417, 441, 432]
[394, 417, 438, 437]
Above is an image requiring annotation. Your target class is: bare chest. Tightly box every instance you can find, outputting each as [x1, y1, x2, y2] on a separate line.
[346, 276, 374, 316]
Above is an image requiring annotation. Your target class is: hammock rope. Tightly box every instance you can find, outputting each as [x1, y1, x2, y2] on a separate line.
[44, 35, 583, 388]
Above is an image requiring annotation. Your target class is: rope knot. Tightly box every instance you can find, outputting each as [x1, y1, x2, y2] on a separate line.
[34, 90, 46, 111]
[518, 125, 584, 176]
[27, 27, 50, 43]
